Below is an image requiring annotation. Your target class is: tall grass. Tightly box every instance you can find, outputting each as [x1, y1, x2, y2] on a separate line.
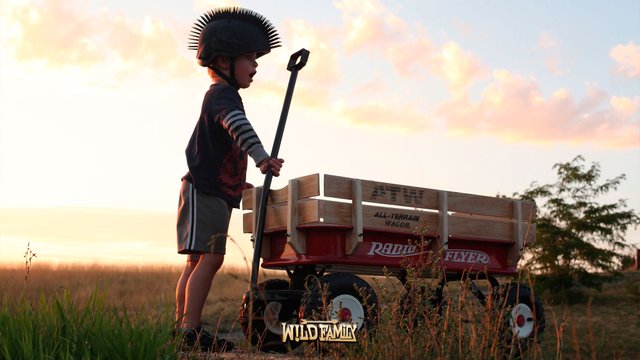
[0, 243, 180, 359]
[1, 243, 638, 359]
[0, 241, 279, 359]
[297, 249, 544, 360]
[294, 245, 640, 360]
[0, 287, 177, 359]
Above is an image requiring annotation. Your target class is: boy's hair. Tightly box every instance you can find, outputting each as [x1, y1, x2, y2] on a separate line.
[188, 7, 280, 68]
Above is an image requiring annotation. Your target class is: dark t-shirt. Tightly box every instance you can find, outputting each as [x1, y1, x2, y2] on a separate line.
[182, 84, 268, 208]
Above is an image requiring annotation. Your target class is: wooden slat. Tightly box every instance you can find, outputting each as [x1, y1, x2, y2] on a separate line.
[321, 201, 440, 235]
[321, 201, 352, 226]
[287, 179, 306, 254]
[243, 212, 253, 233]
[346, 179, 364, 254]
[246, 199, 442, 235]
[324, 174, 535, 220]
[243, 199, 322, 233]
[251, 187, 262, 236]
[448, 215, 513, 242]
[247, 198, 515, 242]
[447, 192, 514, 218]
[363, 206, 439, 234]
[242, 173, 320, 210]
[522, 201, 536, 220]
[438, 191, 449, 250]
[525, 223, 537, 244]
[522, 201, 537, 244]
[507, 200, 524, 266]
[325, 174, 440, 210]
[299, 200, 321, 225]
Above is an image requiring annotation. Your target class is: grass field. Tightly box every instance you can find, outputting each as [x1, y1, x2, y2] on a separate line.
[1, 261, 639, 359]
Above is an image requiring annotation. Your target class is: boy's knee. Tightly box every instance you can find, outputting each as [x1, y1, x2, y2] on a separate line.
[202, 253, 224, 271]
[185, 255, 199, 271]
[212, 254, 224, 270]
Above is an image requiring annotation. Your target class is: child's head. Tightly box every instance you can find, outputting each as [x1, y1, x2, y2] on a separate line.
[208, 52, 259, 89]
[189, 8, 280, 89]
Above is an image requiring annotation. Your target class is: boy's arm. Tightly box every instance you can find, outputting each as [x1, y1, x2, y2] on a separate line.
[221, 109, 269, 165]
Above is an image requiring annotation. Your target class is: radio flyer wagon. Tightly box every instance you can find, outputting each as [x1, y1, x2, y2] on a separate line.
[239, 173, 545, 352]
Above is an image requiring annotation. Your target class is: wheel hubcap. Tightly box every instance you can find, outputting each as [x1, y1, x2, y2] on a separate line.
[509, 303, 535, 338]
[264, 301, 283, 335]
[330, 294, 365, 329]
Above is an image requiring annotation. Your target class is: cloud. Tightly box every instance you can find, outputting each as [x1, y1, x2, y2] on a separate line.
[107, 13, 193, 78]
[610, 42, 640, 78]
[335, 0, 408, 53]
[280, 19, 341, 86]
[335, 0, 485, 93]
[331, 76, 432, 133]
[253, 78, 332, 110]
[388, 39, 486, 94]
[391, 40, 486, 99]
[2, 0, 102, 67]
[537, 31, 558, 49]
[545, 56, 565, 76]
[254, 68, 428, 132]
[193, 0, 240, 10]
[333, 97, 429, 132]
[434, 42, 487, 94]
[1, 0, 193, 78]
[536, 31, 565, 76]
[242, 18, 340, 112]
[611, 96, 640, 115]
[386, 38, 436, 78]
[438, 70, 639, 148]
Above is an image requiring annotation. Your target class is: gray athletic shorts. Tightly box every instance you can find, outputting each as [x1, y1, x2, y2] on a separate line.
[177, 180, 231, 255]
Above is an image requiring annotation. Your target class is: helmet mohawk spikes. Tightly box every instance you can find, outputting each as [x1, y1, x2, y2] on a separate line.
[188, 7, 281, 58]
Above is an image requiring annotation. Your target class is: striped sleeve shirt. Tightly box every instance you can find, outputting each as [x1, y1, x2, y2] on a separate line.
[183, 84, 269, 206]
[221, 109, 269, 165]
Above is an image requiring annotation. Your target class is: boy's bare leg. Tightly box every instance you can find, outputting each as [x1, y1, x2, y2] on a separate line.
[181, 252, 224, 329]
[175, 256, 199, 324]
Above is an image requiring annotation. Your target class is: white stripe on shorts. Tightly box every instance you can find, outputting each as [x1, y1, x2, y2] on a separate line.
[187, 182, 197, 250]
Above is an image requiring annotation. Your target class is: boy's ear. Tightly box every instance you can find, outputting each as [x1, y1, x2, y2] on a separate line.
[212, 55, 231, 70]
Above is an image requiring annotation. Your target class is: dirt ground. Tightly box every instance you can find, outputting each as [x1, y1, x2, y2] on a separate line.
[179, 330, 308, 360]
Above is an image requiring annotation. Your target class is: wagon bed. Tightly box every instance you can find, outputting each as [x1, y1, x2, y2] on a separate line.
[242, 173, 536, 276]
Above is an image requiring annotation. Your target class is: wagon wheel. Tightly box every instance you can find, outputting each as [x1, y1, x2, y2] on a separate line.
[299, 273, 379, 335]
[240, 279, 300, 352]
[489, 282, 545, 353]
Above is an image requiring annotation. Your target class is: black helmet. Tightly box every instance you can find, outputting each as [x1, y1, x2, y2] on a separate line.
[188, 7, 281, 68]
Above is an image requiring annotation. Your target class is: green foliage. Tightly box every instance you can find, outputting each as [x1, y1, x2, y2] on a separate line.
[618, 252, 637, 270]
[517, 155, 640, 302]
[0, 288, 178, 360]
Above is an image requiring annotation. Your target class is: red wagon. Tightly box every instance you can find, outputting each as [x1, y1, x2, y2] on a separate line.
[240, 173, 544, 352]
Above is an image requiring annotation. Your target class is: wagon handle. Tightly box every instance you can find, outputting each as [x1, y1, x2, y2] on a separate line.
[249, 49, 310, 299]
[287, 48, 310, 71]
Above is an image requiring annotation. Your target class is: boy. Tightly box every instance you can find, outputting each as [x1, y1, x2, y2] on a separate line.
[175, 7, 284, 352]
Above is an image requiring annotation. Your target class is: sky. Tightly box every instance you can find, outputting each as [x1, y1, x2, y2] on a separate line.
[0, 0, 638, 268]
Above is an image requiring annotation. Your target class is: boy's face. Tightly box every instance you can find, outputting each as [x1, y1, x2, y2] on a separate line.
[234, 52, 259, 89]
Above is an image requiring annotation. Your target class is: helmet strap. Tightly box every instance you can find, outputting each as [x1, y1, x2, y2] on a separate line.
[210, 57, 239, 89]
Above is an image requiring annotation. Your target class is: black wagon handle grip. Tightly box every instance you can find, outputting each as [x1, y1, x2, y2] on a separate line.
[287, 48, 310, 71]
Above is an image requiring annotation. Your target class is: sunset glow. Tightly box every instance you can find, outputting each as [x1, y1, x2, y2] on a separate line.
[1, 0, 638, 267]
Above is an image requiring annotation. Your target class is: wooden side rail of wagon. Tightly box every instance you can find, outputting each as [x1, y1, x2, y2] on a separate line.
[242, 173, 536, 272]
